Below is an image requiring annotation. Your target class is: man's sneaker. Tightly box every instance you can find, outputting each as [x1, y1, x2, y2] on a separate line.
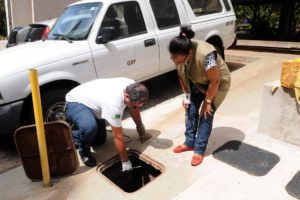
[80, 144, 96, 167]
[81, 155, 97, 167]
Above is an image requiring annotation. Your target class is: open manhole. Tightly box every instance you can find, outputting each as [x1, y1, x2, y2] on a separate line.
[97, 150, 164, 193]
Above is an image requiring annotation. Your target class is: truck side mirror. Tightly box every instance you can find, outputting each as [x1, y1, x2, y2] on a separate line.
[96, 27, 114, 44]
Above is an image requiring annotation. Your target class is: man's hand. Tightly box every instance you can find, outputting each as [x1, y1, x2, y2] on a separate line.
[136, 124, 152, 143]
[122, 160, 132, 172]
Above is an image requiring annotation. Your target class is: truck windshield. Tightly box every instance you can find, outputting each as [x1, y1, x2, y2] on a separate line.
[47, 3, 102, 41]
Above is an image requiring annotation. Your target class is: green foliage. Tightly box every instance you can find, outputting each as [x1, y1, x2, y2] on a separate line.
[290, 2, 300, 40]
[234, 2, 300, 41]
[291, 2, 300, 32]
[234, 3, 281, 40]
[0, 0, 7, 39]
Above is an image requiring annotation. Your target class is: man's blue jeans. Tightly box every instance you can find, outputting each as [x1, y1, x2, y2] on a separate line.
[184, 91, 216, 155]
[66, 102, 102, 156]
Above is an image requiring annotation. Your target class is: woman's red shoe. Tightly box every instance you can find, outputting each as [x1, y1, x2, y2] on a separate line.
[191, 154, 203, 166]
[173, 145, 194, 153]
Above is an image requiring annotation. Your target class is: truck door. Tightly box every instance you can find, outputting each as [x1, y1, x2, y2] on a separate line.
[90, 1, 159, 81]
[147, 0, 185, 73]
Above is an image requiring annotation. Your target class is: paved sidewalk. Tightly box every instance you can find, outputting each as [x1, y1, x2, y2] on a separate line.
[236, 39, 300, 49]
[0, 49, 299, 200]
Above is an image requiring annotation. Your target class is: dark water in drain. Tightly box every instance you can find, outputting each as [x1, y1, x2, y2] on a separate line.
[102, 156, 161, 193]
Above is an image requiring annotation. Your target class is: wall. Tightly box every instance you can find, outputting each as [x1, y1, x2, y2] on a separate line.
[8, 0, 78, 28]
[10, 0, 32, 27]
[33, 0, 77, 22]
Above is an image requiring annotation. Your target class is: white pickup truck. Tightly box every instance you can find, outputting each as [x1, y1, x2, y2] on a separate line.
[0, 0, 236, 135]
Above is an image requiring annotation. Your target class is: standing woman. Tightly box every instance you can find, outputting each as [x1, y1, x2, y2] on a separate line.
[169, 25, 231, 166]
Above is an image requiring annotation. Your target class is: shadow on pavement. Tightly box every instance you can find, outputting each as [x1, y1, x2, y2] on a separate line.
[205, 126, 246, 156]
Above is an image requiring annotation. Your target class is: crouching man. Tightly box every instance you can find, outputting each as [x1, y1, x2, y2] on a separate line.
[65, 77, 152, 170]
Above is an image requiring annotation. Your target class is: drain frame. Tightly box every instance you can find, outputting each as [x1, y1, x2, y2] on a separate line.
[97, 149, 164, 193]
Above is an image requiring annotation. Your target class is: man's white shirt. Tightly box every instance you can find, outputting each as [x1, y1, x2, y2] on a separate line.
[66, 77, 134, 127]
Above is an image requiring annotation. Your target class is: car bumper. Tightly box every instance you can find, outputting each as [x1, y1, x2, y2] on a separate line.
[0, 100, 23, 135]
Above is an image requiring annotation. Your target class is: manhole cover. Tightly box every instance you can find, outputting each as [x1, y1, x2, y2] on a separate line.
[286, 171, 300, 199]
[213, 140, 280, 176]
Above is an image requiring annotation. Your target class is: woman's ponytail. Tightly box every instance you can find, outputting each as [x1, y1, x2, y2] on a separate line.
[169, 25, 195, 55]
[179, 25, 195, 39]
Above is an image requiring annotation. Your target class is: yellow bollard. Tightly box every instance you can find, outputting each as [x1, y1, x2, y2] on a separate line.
[29, 69, 51, 187]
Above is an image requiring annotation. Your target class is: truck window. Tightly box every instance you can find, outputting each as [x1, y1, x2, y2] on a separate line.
[48, 3, 101, 40]
[150, 0, 180, 30]
[100, 1, 147, 40]
[187, 0, 222, 16]
[222, 0, 232, 11]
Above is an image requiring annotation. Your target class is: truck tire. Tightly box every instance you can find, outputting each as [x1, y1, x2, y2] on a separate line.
[23, 88, 70, 125]
[41, 88, 69, 122]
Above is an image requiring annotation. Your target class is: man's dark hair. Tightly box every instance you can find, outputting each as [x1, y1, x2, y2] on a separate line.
[126, 83, 149, 103]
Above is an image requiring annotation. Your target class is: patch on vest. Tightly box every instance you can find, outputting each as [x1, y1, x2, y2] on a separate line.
[114, 114, 121, 119]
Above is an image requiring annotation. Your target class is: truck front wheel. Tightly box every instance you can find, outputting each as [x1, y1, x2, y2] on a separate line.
[41, 88, 69, 122]
[23, 88, 70, 125]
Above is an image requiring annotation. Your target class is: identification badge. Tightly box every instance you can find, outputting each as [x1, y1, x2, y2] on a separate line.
[114, 114, 121, 119]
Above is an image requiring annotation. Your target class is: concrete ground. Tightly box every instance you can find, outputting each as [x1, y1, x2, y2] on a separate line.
[1, 47, 300, 200]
